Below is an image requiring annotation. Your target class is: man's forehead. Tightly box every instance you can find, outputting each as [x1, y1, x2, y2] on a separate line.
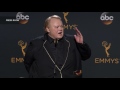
[50, 18, 61, 22]
[49, 18, 63, 25]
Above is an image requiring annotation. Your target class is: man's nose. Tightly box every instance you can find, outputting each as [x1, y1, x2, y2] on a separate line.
[58, 26, 63, 30]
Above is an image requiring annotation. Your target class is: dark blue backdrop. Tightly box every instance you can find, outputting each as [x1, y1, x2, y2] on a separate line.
[0, 12, 120, 78]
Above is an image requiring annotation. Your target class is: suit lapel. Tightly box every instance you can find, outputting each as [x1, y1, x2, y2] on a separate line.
[42, 33, 70, 68]
[43, 40, 56, 64]
[62, 38, 70, 66]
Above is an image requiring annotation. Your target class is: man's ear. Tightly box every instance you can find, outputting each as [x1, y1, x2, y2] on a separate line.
[46, 27, 50, 32]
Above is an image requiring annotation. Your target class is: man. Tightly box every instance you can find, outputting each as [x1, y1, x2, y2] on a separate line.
[24, 15, 91, 78]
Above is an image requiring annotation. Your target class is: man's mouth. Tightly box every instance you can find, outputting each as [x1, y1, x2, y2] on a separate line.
[58, 32, 62, 34]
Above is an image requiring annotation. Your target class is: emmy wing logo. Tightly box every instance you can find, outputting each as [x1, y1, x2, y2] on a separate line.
[11, 40, 27, 63]
[102, 41, 111, 57]
[63, 12, 69, 23]
[95, 41, 120, 64]
[18, 40, 27, 56]
[62, 12, 78, 30]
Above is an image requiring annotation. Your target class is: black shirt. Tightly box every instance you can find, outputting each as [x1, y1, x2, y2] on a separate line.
[47, 34, 65, 69]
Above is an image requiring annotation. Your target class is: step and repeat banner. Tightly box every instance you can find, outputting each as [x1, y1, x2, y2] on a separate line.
[0, 12, 120, 78]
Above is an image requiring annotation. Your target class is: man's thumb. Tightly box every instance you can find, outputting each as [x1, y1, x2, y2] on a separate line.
[74, 35, 77, 39]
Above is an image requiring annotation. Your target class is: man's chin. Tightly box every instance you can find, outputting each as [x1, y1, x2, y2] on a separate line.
[57, 36, 63, 39]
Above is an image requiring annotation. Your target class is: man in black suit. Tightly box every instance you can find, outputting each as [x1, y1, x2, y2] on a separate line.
[24, 15, 91, 78]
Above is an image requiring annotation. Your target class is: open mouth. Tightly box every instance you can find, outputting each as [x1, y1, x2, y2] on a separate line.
[58, 32, 62, 34]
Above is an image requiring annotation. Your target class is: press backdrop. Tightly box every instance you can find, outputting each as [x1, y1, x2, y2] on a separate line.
[0, 12, 120, 78]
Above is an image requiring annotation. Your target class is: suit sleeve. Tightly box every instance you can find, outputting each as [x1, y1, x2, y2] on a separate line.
[24, 41, 35, 73]
[76, 42, 91, 60]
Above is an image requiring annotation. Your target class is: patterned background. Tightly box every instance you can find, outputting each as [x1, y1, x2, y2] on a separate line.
[0, 12, 120, 78]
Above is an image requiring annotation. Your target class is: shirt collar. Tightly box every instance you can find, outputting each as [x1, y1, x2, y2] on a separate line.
[44, 33, 64, 43]
[47, 34, 54, 43]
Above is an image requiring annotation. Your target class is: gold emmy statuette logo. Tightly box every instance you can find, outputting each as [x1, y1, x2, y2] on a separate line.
[102, 41, 111, 57]
[95, 41, 119, 64]
[62, 12, 78, 30]
[18, 40, 27, 56]
[63, 12, 69, 23]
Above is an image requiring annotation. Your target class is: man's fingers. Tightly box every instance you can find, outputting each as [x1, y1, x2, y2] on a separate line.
[74, 27, 81, 36]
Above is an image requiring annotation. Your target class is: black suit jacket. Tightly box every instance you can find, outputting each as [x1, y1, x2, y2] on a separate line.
[24, 33, 91, 78]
